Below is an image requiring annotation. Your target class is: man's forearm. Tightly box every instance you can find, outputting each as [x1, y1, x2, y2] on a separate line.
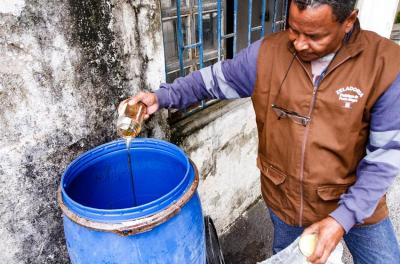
[155, 71, 211, 109]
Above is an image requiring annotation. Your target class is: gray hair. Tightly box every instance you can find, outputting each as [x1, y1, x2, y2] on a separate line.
[293, 0, 357, 23]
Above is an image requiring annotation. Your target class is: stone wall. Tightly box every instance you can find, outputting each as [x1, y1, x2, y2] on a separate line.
[0, 0, 166, 263]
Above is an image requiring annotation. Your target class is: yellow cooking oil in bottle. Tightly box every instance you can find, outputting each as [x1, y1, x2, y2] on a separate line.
[117, 101, 146, 138]
[117, 100, 147, 207]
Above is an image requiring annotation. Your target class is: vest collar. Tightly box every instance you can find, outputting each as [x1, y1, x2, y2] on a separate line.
[328, 20, 364, 71]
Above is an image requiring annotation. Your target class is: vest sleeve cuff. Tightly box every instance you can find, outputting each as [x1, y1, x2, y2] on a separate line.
[329, 205, 357, 233]
[154, 87, 170, 109]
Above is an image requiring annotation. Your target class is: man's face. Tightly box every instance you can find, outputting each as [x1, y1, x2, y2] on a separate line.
[288, 3, 353, 62]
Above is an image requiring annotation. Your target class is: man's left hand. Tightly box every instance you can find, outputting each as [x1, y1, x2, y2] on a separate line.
[302, 216, 345, 264]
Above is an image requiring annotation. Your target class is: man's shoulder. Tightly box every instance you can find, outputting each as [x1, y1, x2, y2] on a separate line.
[359, 29, 400, 52]
[261, 31, 290, 49]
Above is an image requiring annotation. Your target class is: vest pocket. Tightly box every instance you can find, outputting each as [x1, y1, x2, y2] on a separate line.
[317, 184, 350, 201]
[257, 155, 287, 185]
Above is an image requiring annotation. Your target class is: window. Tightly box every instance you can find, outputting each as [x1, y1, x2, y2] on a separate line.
[161, 0, 289, 123]
[162, 0, 218, 83]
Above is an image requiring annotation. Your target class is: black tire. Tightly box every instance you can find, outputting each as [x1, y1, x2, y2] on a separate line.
[205, 216, 225, 264]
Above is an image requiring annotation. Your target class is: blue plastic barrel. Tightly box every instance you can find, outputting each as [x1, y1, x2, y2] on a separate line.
[58, 138, 205, 263]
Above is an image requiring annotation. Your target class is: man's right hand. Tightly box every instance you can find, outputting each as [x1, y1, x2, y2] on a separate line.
[126, 92, 159, 120]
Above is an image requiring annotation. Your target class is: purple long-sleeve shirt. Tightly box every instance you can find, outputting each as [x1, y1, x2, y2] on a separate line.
[155, 40, 400, 233]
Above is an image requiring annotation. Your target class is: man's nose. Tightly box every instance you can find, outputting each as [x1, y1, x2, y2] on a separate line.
[293, 36, 309, 52]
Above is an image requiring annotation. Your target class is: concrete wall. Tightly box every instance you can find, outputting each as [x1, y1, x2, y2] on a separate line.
[177, 100, 260, 231]
[0, 0, 166, 263]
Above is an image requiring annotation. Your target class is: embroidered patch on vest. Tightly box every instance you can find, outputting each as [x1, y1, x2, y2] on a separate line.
[335, 86, 364, 109]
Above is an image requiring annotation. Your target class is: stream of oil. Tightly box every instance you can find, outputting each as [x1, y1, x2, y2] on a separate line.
[125, 137, 137, 207]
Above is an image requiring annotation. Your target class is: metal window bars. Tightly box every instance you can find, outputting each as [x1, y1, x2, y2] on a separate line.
[167, 0, 289, 121]
[176, 0, 204, 76]
[272, 0, 289, 33]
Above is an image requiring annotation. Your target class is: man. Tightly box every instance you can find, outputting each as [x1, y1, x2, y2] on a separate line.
[128, 1, 400, 263]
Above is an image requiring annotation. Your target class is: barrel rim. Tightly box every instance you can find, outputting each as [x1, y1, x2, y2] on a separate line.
[60, 138, 192, 220]
[57, 159, 199, 236]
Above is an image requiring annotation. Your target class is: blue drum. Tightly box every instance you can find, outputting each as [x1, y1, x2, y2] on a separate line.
[58, 138, 205, 263]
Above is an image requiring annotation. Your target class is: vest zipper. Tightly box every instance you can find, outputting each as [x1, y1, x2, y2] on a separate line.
[295, 55, 351, 226]
[294, 57, 313, 226]
[299, 85, 318, 226]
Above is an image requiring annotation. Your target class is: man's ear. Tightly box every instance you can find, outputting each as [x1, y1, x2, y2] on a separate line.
[344, 10, 359, 33]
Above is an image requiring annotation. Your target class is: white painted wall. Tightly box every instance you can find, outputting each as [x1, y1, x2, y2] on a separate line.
[357, 0, 400, 38]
